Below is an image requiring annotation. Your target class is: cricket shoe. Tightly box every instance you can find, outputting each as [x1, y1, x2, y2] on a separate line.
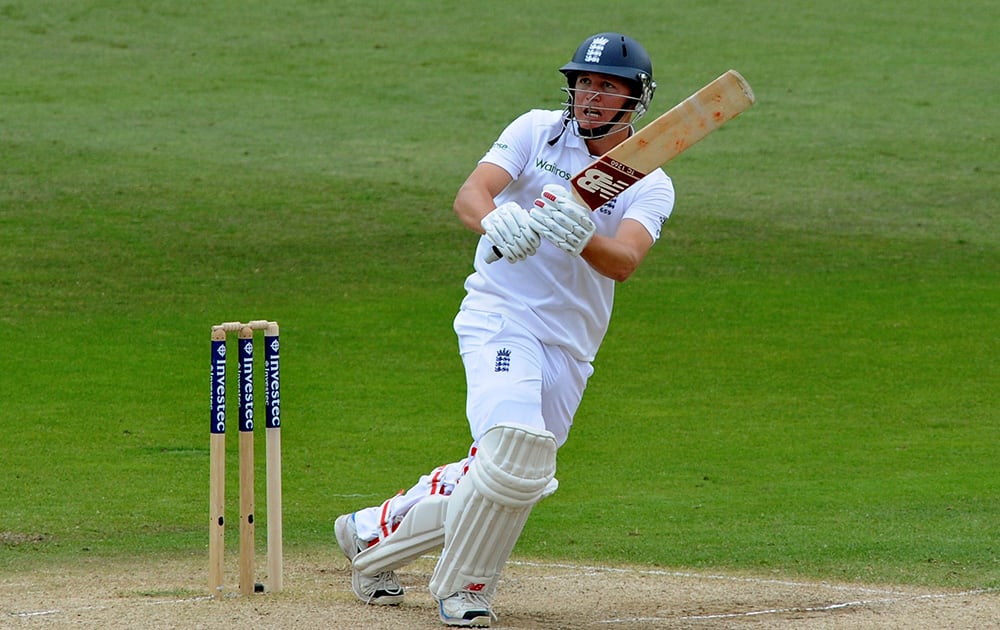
[437, 589, 496, 627]
[334, 513, 405, 605]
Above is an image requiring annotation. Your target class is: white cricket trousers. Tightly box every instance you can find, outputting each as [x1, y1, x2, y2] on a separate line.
[352, 308, 593, 542]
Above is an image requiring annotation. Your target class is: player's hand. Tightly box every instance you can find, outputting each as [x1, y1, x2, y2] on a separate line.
[528, 185, 596, 256]
[481, 202, 541, 263]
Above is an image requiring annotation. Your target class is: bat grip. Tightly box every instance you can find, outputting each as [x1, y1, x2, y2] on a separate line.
[484, 242, 501, 264]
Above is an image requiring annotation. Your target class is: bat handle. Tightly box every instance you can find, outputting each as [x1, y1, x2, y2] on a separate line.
[483, 243, 501, 264]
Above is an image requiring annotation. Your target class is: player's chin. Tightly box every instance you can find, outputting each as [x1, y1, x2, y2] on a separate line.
[576, 117, 608, 131]
[579, 120, 608, 136]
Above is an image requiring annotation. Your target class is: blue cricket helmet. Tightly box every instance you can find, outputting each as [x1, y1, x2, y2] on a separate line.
[559, 33, 656, 116]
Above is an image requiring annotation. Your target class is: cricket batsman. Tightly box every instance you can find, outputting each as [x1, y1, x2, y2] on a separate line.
[335, 32, 675, 627]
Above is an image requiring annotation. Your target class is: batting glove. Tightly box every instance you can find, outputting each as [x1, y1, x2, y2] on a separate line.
[528, 184, 596, 256]
[481, 201, 541, 263]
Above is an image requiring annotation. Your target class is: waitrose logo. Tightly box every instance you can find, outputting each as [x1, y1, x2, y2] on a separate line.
[535, 158, 571, 180]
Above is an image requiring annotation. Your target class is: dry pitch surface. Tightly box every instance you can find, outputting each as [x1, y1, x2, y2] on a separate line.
[2, 552, 997, 628]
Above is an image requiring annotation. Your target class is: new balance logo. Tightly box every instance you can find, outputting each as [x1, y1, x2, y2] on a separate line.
[495, 348, 511, 372]
[576, 168, 628, 200]
[571, 157, 645, 209]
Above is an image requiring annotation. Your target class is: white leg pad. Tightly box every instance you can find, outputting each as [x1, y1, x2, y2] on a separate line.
[352, 477, 559, 577]
[429, 423, 557, 599]
[352, 494, 449, 576]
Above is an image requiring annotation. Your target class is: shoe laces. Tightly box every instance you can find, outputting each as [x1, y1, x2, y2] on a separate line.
[361, 571, 400, 605]
[456, 590, 497, 621]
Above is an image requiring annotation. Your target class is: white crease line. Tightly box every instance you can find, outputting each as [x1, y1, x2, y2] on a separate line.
[11, 605, 106, 618]
[676, 598, 902, 622]
[504, 560, 911, 596]
[8, 595, 213, 619]
[676, 589, 992, 622]
[12, 609, 63, 618]
[502, 559, 997, 624]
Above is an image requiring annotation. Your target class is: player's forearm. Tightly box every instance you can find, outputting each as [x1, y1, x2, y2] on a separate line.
[580, 232, 650, 282]
[453, 184, 493, 235]
[454, 163, 515, 235]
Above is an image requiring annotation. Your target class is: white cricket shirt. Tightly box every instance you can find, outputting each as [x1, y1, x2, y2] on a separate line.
[460, 109, 675, 362]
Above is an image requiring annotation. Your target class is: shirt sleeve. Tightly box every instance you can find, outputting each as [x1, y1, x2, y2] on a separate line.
[478, 110, 541, 180]
[621, 170, 675, 242]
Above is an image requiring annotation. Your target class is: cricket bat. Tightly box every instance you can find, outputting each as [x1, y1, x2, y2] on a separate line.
[486, 69, 756, 262]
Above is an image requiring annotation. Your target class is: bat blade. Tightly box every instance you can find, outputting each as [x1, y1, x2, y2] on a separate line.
[570, 69, 755, 209]
[485, 69, 755, 262]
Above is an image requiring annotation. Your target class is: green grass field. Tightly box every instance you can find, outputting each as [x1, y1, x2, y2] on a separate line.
[2, 0, 997, 591]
